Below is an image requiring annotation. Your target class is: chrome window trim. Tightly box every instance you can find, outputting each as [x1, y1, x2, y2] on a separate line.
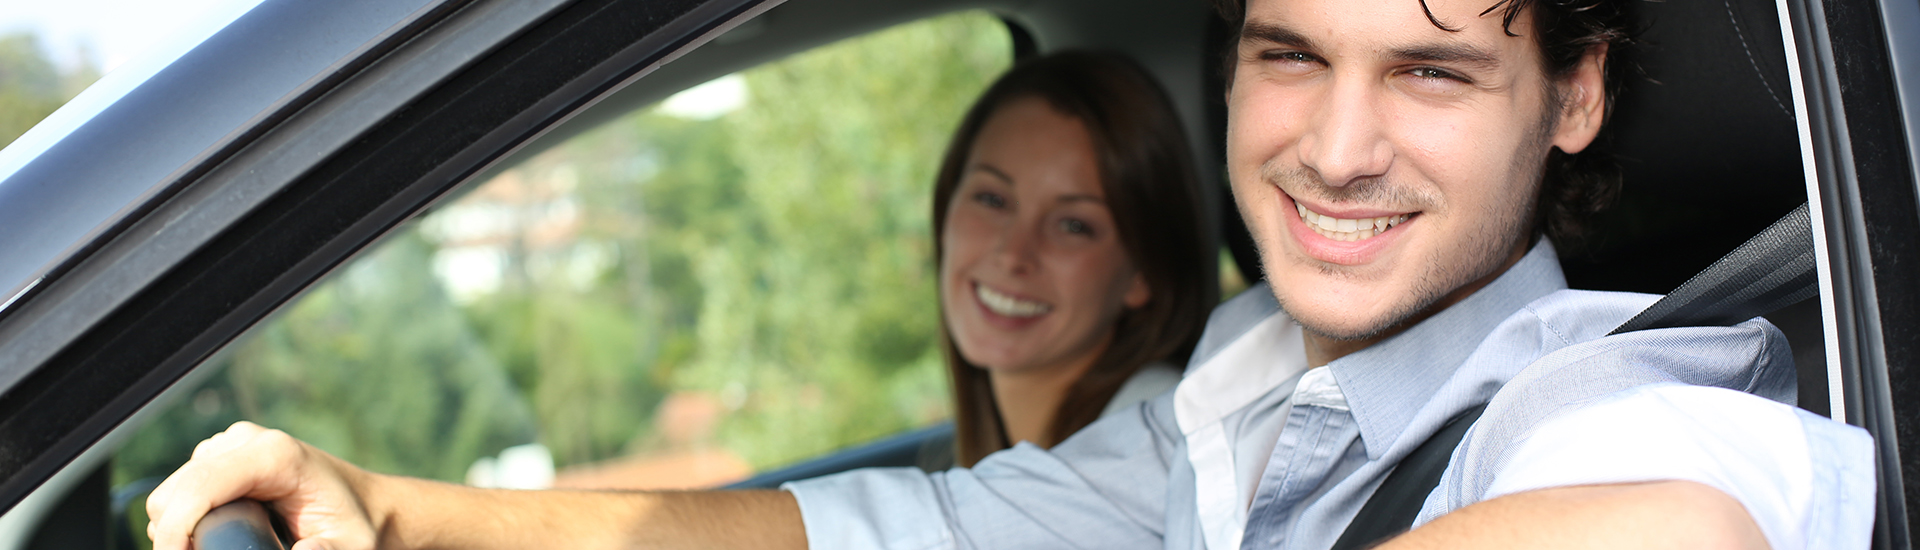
[1774, 0, 1848, 425]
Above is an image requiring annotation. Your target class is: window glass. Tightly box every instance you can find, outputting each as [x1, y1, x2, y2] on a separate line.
[111, 11, 1012, 497]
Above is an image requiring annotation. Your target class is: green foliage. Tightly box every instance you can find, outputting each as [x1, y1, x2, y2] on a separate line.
[452, 11, 1010, 469]
[463, 285, 664, 465]
[111, 11, 1010, 487]
[681, 14, 1011, 466]
[226, 235, 539, 480]
[0, 32, 98, 150]
[113, 236, 541, 485]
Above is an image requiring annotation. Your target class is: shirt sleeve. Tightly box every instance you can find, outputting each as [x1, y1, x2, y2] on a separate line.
[782, 390, 1182, 550]
[1484, 383, 1876, 550]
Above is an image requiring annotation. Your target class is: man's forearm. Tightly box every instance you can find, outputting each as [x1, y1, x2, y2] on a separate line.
[1378, 481, 1767, 550]
[363, 473, 807, 550]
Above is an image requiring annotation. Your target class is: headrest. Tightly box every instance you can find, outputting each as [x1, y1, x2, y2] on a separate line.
[1562, 0, 1807, 293]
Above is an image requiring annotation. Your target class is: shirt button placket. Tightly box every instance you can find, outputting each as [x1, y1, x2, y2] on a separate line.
[1241, 403, 1359, 550]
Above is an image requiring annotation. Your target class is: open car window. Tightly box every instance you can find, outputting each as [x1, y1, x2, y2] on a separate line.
[94, 8, 1009, 544]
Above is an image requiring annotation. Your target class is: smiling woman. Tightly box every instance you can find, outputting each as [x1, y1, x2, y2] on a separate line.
[932, 51, 1215, 467]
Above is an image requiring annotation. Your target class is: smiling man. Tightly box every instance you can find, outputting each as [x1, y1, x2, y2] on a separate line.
[145, 0, 1874, 548]
[1190, 0, 1874, 547]
[1228, 0, 1562, 357]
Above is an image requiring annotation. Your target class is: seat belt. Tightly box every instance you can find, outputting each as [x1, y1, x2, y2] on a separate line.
[1327, 202, 1817, 550]
[1328, 403, 1486, 550]
[1607, 202, 1817, 335]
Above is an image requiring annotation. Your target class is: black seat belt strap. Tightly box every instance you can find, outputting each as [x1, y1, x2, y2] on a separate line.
[1328, 403, 1486, 550]
[1326, 203, 1816, 549]
[1609, 202, 1816, 335]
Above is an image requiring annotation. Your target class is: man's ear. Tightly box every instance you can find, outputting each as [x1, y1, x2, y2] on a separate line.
[1551, 44, 1608, 154]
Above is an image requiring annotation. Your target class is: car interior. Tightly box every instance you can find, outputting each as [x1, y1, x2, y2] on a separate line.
[0, 0, 1903, 547]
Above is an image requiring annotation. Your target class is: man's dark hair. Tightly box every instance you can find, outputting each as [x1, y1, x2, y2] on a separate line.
[1210, 0, 1633, 253]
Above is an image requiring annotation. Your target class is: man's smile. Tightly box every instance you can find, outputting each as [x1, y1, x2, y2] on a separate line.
[1296, 202, 1412, 242]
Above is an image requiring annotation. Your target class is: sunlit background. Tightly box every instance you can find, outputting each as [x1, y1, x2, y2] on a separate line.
[0, 0, 263, 149]
[71, 3, 1009, 513]
[0, 7, 1017, 547]
[0, 0, 239, 71]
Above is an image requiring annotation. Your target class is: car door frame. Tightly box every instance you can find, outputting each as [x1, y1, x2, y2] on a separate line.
[0, 0, 777, 517]
[1787, 0, 1920, 545]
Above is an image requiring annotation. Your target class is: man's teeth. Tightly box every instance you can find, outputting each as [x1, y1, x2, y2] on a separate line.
[1296, 203, 1411, 242]
[977, 284, 1052, 318]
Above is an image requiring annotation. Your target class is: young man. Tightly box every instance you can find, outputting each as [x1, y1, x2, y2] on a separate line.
[145, 0, 1873, 548]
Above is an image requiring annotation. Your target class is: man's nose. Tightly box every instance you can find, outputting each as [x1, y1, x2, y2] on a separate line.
[1296, 78, 1392, 186]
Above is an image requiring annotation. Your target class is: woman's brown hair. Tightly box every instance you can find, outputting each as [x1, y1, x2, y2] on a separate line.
[933, 51, 1214, 467]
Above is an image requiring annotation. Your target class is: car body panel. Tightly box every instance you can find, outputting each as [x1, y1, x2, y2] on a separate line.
[0, 0, 445, 323]
[1781, 0, 1920, 543]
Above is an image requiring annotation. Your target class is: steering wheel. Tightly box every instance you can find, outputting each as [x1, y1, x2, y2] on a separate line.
[191, 499, 288, 550]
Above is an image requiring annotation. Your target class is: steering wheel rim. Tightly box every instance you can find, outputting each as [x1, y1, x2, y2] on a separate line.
[191, 499, 288, 550]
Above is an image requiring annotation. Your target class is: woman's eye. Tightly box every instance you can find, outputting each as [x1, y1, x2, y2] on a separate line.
[1059, 218, 1092, 235]
[972, 191, 1006, 209]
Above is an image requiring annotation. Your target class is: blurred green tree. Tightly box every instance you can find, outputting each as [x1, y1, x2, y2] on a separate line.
[682, 13, 1010, 467]
[458, 11, 1008, 469]
[113, 11, 1011, 488]
[114, 235, 541, 485]
[0, 32, 99, 149]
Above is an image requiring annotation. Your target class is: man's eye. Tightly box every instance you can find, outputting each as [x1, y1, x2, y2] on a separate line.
[1261, 51, 1317, 64]
[972, 191, 1006, 209]
[1406, 67, 1467, 82]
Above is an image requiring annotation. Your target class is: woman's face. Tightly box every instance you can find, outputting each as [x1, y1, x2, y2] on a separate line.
[941, 96, 1150, 375]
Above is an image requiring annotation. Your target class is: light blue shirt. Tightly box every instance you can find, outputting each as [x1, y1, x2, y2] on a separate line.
[785, 242, 1874, 550]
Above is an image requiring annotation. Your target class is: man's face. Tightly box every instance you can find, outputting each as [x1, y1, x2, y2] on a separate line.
[1227, 0, 1599, 343]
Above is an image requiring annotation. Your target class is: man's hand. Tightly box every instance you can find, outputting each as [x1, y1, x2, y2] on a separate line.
[146, 421, 379, 550]
[145, 421, 809, 550]
[1380, 481, 1769, 550]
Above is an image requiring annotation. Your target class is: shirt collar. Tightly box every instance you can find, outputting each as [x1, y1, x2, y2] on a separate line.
[1327, 240, 1567, 459]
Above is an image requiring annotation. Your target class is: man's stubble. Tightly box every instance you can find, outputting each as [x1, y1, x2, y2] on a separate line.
[1260, 103, 1558, 343]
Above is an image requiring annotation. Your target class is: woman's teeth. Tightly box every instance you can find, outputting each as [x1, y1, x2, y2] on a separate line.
[977, 284, 1052, 318]
[1297, 203, 1411, 242]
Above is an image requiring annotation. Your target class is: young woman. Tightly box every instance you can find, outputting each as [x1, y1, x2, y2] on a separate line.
[932, 51, 1214, 467]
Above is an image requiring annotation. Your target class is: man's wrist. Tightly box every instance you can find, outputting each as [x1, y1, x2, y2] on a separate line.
[341, 462, 409, 546]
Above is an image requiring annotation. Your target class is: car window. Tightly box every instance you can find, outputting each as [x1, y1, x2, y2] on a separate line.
[110, 9, 1011, 508]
